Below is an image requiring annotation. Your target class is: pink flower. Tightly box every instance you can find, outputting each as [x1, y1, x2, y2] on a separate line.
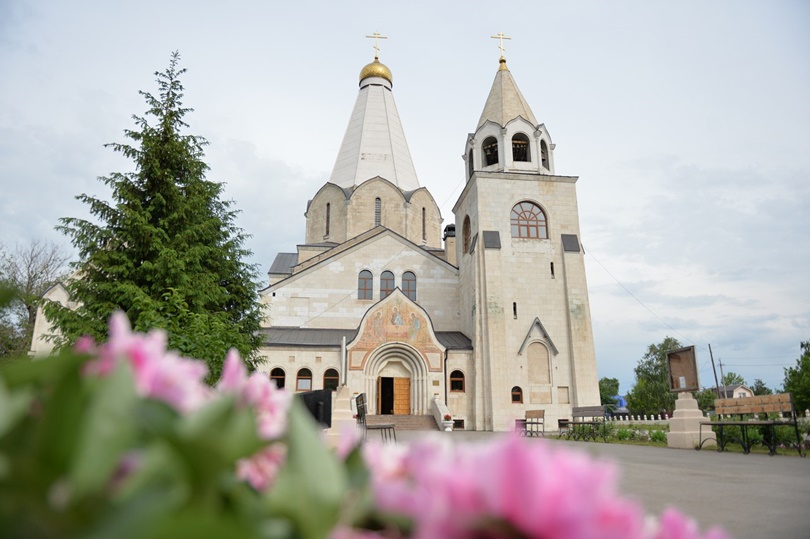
[217, 352, 291, 440]
[359, 435, 698, 539]
[236, 443, 287, 491]
[653, 509, 730, 539]
[82, 311, 209, 414]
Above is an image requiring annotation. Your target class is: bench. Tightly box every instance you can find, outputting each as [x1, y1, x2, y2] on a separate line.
[515, 410, 545, 437]
[564, 405, 608, 442]
[698, 393, 804, 456]
[515, 410, 546, 436]
[355, 393, 396, 443]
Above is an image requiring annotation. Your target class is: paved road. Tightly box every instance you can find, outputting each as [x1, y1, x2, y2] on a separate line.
[394, 430, 809, 539]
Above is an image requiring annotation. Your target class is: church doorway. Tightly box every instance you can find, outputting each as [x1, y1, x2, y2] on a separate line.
[377, 376, 411, 415]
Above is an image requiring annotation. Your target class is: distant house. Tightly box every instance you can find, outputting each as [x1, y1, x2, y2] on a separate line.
[714, 385, 754, 399]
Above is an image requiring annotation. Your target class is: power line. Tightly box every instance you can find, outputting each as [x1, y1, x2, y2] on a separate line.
[581, 243, 704, 352]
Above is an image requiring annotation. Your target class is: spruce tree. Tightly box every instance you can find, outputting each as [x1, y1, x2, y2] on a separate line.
[45, 52, 261, 380]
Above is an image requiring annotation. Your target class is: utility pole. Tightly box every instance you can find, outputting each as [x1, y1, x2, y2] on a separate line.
[718, 358, 726, 395]
[709, 344, 721, 398]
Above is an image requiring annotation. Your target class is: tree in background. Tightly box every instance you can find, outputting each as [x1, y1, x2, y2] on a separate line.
[782, 341, 810, 412]
[750, 378, 773, 396]
[694, 388, 717, 413]
[626, 336, 681, 416]
[44, 52, 261, 381]
[721, 371, 746, 387]
[598, 377, 620, 409]
[0, 240, 68, 357]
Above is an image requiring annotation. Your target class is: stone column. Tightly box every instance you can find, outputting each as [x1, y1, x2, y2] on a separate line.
[323, 385, 359, 449]
[667, 392, 715, 449]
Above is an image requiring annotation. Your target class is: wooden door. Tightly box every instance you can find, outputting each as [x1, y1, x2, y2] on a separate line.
[393, 377, 410, 415]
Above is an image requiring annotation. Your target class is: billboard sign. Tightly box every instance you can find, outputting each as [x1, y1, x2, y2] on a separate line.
[666, 345, 699, 392]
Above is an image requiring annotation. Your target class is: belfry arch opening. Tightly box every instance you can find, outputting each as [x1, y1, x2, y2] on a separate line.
[512, 133, 530, 162]
[482, 136, 499, 166]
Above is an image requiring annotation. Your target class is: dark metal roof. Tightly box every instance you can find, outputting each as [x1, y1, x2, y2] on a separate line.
[435, 331, 473, 350]
[268, 253, 298, 274]
[260, 327, 472, 350]
[260, 327, 357, 347]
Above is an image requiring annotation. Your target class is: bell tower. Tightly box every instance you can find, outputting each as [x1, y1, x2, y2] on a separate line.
[453, 39, 600, 431]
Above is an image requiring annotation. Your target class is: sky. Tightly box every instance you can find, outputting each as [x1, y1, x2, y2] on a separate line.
[1, 0, 808, 394]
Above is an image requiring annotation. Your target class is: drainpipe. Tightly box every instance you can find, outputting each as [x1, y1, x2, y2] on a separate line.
[341, 336, 347, 385]
[443, 348, 449, 404]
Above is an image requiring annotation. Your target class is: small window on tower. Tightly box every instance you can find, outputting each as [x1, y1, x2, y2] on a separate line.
[467, 149, 474, 179]
[512, 133, 530, 162]
[375, 198, 382, 226]
[325, 202, 330, 236]
[482, 137, 499, 166]
[422, 207, 426, 241]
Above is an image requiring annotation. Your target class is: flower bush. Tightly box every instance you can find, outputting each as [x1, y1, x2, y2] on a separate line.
[0, 313, 729, 538]
[443, 413, 452, 421]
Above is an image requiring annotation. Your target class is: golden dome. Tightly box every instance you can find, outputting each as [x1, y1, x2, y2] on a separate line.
[359, 57, 393, 84]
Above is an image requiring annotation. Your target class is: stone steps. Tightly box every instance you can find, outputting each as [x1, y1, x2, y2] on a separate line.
[366, 414, 440, 431]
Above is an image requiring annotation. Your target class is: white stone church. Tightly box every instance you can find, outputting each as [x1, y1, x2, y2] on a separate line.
[254, 49, 600, 431]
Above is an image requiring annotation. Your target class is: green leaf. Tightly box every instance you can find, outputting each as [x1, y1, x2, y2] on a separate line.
[69, 361, 138, 499]
[0, 378, 33, 438]
[264, 401, 348, 539]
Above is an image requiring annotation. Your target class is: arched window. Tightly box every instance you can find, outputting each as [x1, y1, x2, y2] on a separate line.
[270, 368, 285, 389]
[482, 136, 499, 166]
[323, 368, 340, 391]
[510, 201, 548, 239]
[325, 202, 330, 236]
[450, 370, 465, 392]
[541, 140, 549, 169]
[462, 216, 471, 254]
[358, 270, 373, 300]
[380, 270, 395, 299]
[512, 133, 530, 162]
[511, 386, 523, 403]
[467, 149, 474, 179]
[402, 271, 416, 301]
[375, 197, 382, 226]
[296, 368, 312, 391]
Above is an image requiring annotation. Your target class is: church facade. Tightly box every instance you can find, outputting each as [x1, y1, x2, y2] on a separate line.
[257, 51, 600, 431]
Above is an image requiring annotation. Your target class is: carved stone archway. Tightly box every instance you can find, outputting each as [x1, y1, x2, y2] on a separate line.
[363, 342, 430, 415]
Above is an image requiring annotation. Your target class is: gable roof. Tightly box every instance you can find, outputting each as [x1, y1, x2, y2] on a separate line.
[261, 226, 457, 292]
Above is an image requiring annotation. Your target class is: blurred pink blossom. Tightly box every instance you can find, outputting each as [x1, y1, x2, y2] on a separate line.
[359, 435, 726, 539]
[236, 443, 287, 491]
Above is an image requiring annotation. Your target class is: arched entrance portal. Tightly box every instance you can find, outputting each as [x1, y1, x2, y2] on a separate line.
[364, 342, 430, 415]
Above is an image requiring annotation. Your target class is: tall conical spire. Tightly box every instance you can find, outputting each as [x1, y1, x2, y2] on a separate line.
[476, 50, 538, 129]
[329, 40, 419, 192]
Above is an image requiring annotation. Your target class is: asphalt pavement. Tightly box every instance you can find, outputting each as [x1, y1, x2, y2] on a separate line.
[394, 430, 810, 539]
